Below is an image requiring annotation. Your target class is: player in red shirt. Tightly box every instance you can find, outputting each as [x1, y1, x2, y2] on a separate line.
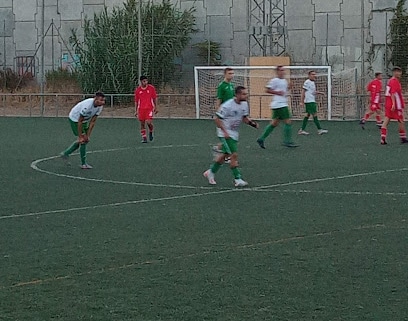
[134, 75, 158, 143]
[360, 72, 383, 129]
[381, 66, 408, 145]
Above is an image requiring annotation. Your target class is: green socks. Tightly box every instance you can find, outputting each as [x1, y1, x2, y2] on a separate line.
[210, 162, 241, 179]
[260, 124, 275, 140]
[211, 162, 222, 173]
[62, 141, 88, 165]
[313, 116, 322, 130]
[283, 123, 293, 144]
[63, 141, 80, 156]
[80, 143, 87, 165]
[302, 116, 322, 130]
[302, 117, 309, 130]
[231, 167, 241, 179]
[260, 123, 293, 144]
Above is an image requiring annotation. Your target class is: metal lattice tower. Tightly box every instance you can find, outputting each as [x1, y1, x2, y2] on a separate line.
[248, 0, 286, 57]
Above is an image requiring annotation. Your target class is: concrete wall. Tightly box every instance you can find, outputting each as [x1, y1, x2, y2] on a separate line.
[0, 0, 403, 79]
[285, 0, 400, 75]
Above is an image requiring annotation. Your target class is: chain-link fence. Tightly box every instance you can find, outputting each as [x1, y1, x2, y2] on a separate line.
[4, 91, 408, 121]
[0, 93, 196, 118]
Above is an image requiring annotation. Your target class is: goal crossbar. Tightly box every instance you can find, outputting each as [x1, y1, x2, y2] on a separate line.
[194, 65, 333, 120]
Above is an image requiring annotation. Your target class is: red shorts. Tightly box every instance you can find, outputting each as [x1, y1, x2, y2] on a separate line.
[385, 106, 404, 121]
[138, 109, 153, 121]
[369, 103, 380, 112]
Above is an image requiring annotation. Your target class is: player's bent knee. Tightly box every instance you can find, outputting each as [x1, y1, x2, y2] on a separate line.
[230, 161, 238, 168]
[229, 154, 238, 167]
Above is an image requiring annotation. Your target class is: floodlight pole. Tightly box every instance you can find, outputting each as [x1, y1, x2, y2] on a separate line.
[360, 0, 365, 88]
[138, 0, 142, 82]
[40, 0, 45, 115]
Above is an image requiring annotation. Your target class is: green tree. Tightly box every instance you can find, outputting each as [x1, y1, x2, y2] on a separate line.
[69, 0, 195, 94]
[389, 0, 408, 76]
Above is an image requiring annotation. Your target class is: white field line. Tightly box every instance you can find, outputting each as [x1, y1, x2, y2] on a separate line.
[12, 166, 408, 221]
[252, 167, 408, 190]
[0, 189, 237, 220]
[251, 189, 408, 197]
[2, 221, 406, 290]
[30, 144, 214, 190]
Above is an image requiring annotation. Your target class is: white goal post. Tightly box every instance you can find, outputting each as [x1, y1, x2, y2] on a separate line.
[194, 65, 333, 120]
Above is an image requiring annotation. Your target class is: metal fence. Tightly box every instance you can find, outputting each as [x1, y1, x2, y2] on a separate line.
[0, 92, 383, 120]
[5, 90, 408, 120]
[0, 93, 196, 119]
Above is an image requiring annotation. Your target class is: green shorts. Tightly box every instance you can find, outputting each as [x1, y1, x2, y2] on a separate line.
[272, 106, 291, 120]
[69, 119, 89, 136]
[219, 137, 238, 154]
[305, 102, 317, 115]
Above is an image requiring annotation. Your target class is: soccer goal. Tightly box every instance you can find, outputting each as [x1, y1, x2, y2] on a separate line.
[194, 65, 333, 120]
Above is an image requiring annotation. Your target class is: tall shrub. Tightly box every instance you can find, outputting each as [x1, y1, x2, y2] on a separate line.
[389, 0, 408, 77]
[70, 0, 195, 94]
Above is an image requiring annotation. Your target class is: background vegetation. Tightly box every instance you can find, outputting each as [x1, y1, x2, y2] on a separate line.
[69, 0, 196, 94]
[389, 0, 408, 78]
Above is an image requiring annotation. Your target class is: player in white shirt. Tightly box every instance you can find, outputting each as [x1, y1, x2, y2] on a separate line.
[298, 70, 328, 135]
[257, 66, 297, 148]
[203, 86, 258, 187]
[60, 92, 106, 169]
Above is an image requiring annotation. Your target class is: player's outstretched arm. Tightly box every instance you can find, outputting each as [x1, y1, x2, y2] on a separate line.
[266, 87, 284, 96]
[243, 116, 258, 128]
[391, 94, 396, 111]
[134, 102, 138, 117]
[153, 98, 158, 114]
[300, 88, 306, 106]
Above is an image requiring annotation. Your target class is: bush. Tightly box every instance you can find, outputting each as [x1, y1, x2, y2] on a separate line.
[45, 68, 80, 92]
[0, 69, 34, 92]
[70, 0, 196, 95]
[390, 0, 408, 78]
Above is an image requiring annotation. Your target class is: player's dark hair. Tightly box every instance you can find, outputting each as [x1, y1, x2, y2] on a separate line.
[375, 72, 382, 77]
[139, 75, 148, 81]
[308, 70, 315, 75]
[95, 91, 105, 98]
[224, 67, 234, 74]
[235, 86, 246, 95]
[276, 65, 284, 71]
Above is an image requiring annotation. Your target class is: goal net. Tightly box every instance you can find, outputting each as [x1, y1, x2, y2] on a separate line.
[194, 66, 332, 120]
[331, 68, 358, 120]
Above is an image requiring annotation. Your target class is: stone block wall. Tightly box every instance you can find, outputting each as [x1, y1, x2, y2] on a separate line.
[0, 0, 403, 81]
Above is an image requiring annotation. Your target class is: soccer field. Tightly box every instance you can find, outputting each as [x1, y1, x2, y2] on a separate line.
[0, 117, 407, 321]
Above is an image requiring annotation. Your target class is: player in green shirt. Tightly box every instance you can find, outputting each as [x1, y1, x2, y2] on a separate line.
[216, 67, 235, 106]
[213, 68, 235, 159]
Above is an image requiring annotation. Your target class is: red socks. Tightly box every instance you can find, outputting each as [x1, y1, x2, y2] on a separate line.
[399, 129, 406, 140]
[141, 129, 147, 139]
[381, 127, 387, 140]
